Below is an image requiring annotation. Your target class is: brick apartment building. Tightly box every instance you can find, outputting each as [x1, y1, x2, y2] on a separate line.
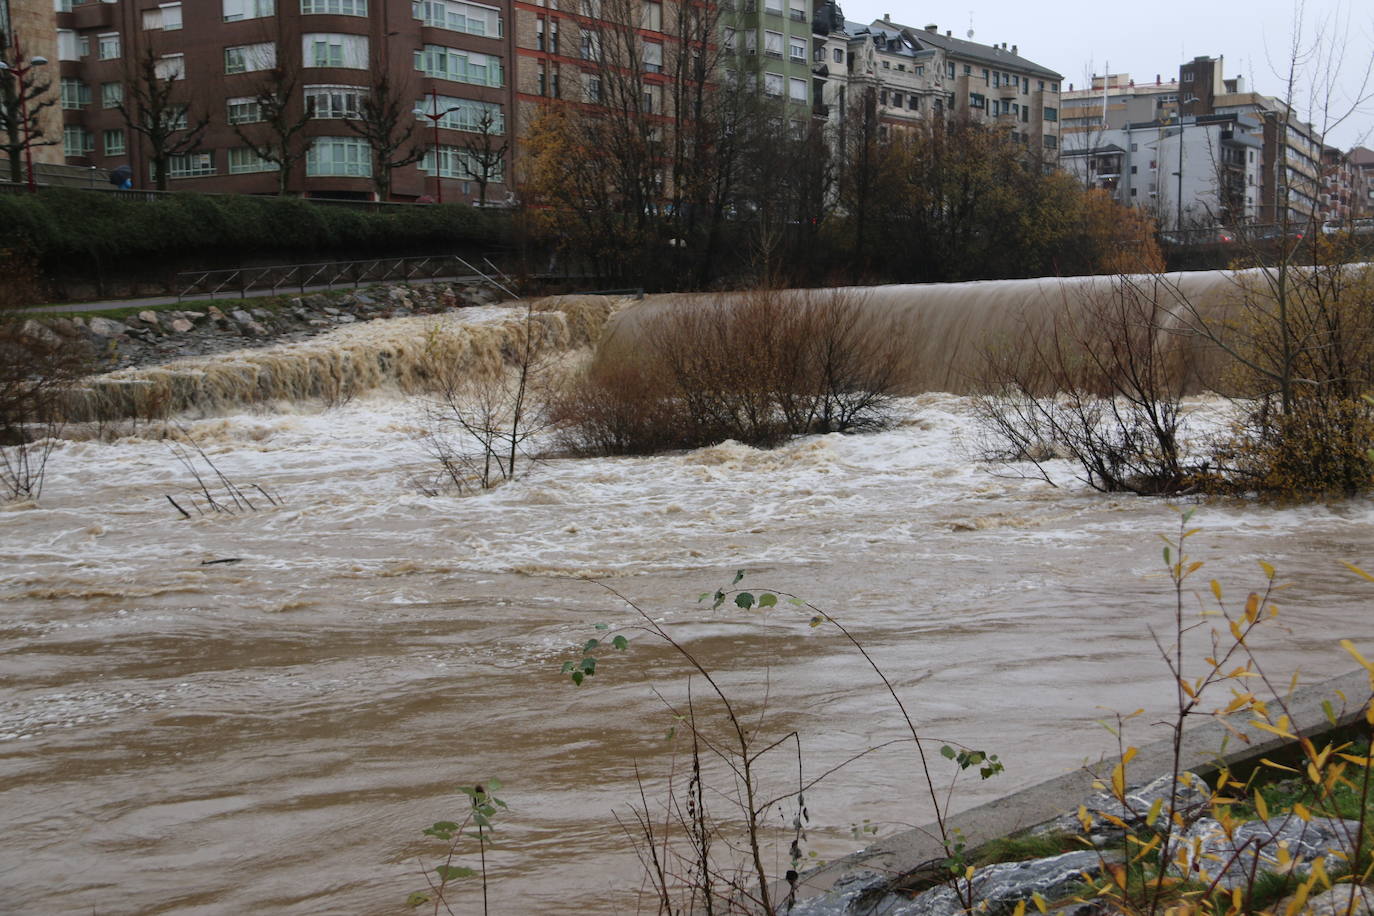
[38, 0, 514, 200]
[2, 0, 65, 170]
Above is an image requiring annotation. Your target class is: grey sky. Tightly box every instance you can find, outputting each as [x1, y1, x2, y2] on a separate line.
[838, 0, 1374, 149]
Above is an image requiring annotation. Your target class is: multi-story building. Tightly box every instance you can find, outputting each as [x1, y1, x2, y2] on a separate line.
[1349, 146, 1374, 218]
[723, 0, 814, 126]
[2, 0, 64, 171]
[1061, 111, 1263, 230]
[812, 14, 1062, 153]
[47, 0, 514, 201]
[1062, 56, 1325, 227]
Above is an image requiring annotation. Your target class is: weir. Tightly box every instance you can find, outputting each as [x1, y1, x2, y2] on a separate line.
[63, 268, 1297, 422]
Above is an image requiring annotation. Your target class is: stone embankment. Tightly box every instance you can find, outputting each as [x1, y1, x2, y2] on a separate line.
[19, 280, 504, 371]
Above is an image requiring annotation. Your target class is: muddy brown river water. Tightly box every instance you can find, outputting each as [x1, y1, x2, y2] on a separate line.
[3, 296, 1373, 914]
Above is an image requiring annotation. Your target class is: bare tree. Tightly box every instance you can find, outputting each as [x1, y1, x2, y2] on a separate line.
[0, 31, 57, 185]
[231, 38, 313, 196]
[457, 108, 508, 207]
[116, 47, 209, 191]
[343, 71, 424, 200]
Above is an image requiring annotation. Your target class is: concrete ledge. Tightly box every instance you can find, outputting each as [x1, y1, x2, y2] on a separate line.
[787, 668, 1374, 907]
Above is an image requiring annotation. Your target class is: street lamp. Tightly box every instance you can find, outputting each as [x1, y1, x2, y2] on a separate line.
[0, 37, 50, 193]
[413, 92, 464, 203]
[1174, 95, 1201, 234]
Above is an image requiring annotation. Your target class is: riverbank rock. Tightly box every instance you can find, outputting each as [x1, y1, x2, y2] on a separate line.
[790, 850, 1110, 916]
[28, 280, 507, 371]
[1171, 816, 1361, 889]
[1038, 771, 1211, 845]
[1294, 886, 1374, 916]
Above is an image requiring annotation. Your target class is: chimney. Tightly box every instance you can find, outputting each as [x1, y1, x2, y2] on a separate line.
[883, 12, 889, 21]
[1011, 44, 1017, 55]
[1155, 73, 1161, 84]
[945, 30, 951, 36]
[924, 23, 937, 32]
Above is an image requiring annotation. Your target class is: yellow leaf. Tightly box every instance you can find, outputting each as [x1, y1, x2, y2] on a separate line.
[1344, 561, 1374, 583]
[1210, 580, 1223, 601]
[1259, 560, 1276, 580]
[1338, 753, 1373, 768]
[1131, 834, 1162, 863]
[1255, 791, 1269, 821]
[1180, 678, 1197, 698]
[1012, 902, 1026, 916]
[1229, 620, 1244, 643]
[1100, 812, 1131, 829]
[1251, 718, 1296, 740]
[1122, 747, 1138, 765]
[1293, 802, 1312, 821]
[1111, 762, 1126, 801]
[1245, 593, 1260, 622]
[1032, 891, 1048, 914]
[1259, 757, 1299, 773]
[1146, 797, 1163, 827]
[965, 864, 975, 880]
[1346, 639, 1374, 673]
[1077, 805, 1093, 833]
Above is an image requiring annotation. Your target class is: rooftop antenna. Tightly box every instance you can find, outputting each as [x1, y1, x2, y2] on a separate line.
[966, 12, 974, 39]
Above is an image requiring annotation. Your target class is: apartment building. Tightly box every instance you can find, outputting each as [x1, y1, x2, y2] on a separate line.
[1061, 111, 1263, 230]
[47, 0, 513, 200]
[1063, 56, 1326, 227]
[2, 0, 65, 170]
[812, 15, 1062, 154]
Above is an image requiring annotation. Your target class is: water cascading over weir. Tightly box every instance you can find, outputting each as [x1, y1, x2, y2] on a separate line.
[67, 270, 1259, 422]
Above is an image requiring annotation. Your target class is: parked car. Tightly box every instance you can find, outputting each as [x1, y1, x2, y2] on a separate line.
[1324, 218, 1374, 235]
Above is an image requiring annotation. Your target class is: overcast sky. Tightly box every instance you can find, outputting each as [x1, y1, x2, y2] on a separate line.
[838, 0, 1374, 149]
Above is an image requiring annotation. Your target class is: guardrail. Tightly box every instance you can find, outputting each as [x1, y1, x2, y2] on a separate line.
[175, 255, 487, 301]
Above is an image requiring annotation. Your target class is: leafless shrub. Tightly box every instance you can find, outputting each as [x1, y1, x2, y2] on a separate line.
[973, 277, 1209, 495]
[553, 289, 901, 455]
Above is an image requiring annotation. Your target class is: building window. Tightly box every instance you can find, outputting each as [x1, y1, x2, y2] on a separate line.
[302, 0, 367, 12]
[225, 42, 277, 74]
[882, 60, 889, 69]
[536, 61, 547, 95]
[969, 92, 985, 109]
[640, 0, 661, 30]
[60, 78, 91, 110]
[415, 96, 505, 132]
[421, 145, 504, 181]
[908, 94, 918, 111]
[57, 30, 80, 61]
[305, 84, 365, 118]
[580, 30, 600, 60]
[764, 72, 783, 97]
[63, 125, 94, 157]
[643, 41, 662, 73]
[155, 54, 186, 80]
[945, 62, 954, 78]
[97, 33, 121, 60]
[1043, 134, 1057, 149]
[764, 0, 781, 11]
[415, 45, 504, 86]
[228, 147, 276, 173]
[227, 96, 263, 124]
[789, 37, 805, 61]
[306, 136, 370, 176]
[142, 3, 183, 30]
[162, 152, 216, 178]
[413, 0, 503, 38]
[1043, 106, 1057, 122]
[878, 89, 887, 105]
[103, 128, 126, 156]
[304, 33, 369, 68]
[101, 82, 123, 109]
[763, 30, 781, 58]
[223, 0, 275, 20]
[583, 73, 601, 102]
[788, 76, 805, 102]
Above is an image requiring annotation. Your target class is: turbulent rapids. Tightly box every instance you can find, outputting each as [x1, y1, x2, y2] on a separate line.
[3, 271, 1373, 914]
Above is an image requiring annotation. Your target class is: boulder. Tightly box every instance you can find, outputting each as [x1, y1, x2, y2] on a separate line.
[1039, 772, 1210, 845]
[1294, 887, 1374, 916]
[137, 310, 160, 327]
[87, 316, 129, 338]
[169, 318, 194, 334]
[1172, 816, 1361, 889]
[19, 320, 63, 348]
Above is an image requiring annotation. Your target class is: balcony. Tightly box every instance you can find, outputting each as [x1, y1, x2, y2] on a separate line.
[813, 102, 829, 117]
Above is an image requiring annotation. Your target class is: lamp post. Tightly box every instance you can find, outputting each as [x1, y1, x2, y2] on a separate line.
[1174, 95, 1201, 233]
[414, 92, 464, 203]
[0, 36, 50, 193]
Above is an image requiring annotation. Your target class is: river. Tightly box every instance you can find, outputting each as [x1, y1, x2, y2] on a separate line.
[2, 294, 1372, 914]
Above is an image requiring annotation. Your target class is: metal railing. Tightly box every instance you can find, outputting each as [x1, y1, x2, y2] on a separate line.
[175, 254, 486, 301]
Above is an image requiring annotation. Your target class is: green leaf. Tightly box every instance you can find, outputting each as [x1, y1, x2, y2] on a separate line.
[487, 777, 502, 791]
[940, 745, 957, 760]
[809, 615, 823, 627]
[407, 891, 432, 907]
[759, 593, 778, 608]
[1163, 545, 1171, 565]
[580, 657, 596, 674]
[666, 725, 676, 740]
[698, 592, 712, 603]
[733, 569, 746, 585]
[712, 590, 726, 609]
[560, 660, 575, 674]
[435, 865, 476, 882]
[735, 592, 755, 610]
[571, 670, 584, 686]
[583, 638, 600, 652]
[788, 597, 804, 606]
[593, 623, 609, 630]
[611, 635, 629, 650]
